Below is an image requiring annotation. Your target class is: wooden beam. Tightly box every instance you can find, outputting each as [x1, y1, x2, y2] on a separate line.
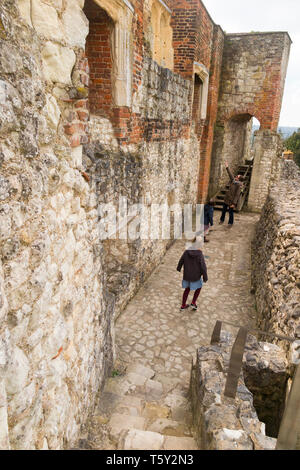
[224, 327, 248, 399]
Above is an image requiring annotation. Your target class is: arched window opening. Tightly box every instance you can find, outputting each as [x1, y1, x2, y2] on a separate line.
[84, 0, 114, 117]
[150, 0, 174, 70]
[160, 11, 174, 70]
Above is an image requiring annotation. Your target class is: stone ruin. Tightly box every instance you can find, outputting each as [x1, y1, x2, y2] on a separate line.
[190, 332, 290, 450]
[0, 0, 297, 450]
[190, 160, 300, 451]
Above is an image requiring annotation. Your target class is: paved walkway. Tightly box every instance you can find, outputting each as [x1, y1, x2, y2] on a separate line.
[77, 211, 260, 450]
[115, 212, 259, 386]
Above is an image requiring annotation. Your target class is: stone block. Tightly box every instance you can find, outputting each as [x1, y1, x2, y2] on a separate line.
[5, 347, 30, 395]
[62, 5, 89, 48]
[147, 418, 188, 437]
[32, 0, 65, 41]
[250, 432, 276, 450]
[119, 429, 164, 450]
[145, 379, 163, 400]
[126, 372, 147, 388]
[108, 414, 145, 442]
[126, 363, 155, 379]
[41, 42, 76, 85]
[212, 428, 254, 450]
[17, 0, 33, 27]
[163, 436, 198, 450]
[43, 94, 61, 130]
[142, 403, 171, 421]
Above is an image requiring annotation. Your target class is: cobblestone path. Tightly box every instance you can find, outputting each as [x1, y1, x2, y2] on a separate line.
[78, 212, 260, 450]
[115, 212, 259, 384]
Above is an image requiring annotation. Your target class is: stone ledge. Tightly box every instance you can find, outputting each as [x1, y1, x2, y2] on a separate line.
[189, 332, 288, 450]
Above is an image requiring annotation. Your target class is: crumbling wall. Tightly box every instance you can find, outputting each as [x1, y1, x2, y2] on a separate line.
[251, 160, 300, 359]
[190, 332, 289, 450]
[247, 130, 283, 212]
[0, 0, 201, 449]
[0, 0, 115, 450]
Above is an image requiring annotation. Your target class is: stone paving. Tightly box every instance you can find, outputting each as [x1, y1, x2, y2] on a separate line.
[115, 211, 260, 387]
[77, 211, 260, 450]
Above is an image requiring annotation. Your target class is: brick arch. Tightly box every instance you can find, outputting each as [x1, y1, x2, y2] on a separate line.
[222, 108, 264, 129]
[84, 1, 114, 117]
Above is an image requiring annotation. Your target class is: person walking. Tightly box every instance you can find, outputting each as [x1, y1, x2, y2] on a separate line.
[177, 241, 208, 311]
[219, 161, 244, 228]
[204, 199, 215, 242]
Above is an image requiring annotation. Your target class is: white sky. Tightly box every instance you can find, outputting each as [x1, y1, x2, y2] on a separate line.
[203, 0, 300, 127]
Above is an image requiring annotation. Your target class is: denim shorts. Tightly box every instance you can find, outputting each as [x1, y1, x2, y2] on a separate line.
[182, 278, 203, 291]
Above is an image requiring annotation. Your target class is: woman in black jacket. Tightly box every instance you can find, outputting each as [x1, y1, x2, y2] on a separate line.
[177, 245, 208, 311]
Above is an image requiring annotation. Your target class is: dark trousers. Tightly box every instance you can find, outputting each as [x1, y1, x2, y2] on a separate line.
[182, 288, 202, 307]
[220, 203, 234, 225]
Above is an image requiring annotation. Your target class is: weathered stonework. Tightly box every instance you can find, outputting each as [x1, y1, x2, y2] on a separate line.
[247, 130, 283, 212]
[209, 32, 291, 202]
[190, 332, 289, 450]
[252, 160, 300, 362]
[0, 0, 292, 450]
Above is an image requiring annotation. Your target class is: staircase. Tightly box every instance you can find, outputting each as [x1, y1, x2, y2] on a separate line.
[213, 161, 253, 212]
[76, 363, 198, 450]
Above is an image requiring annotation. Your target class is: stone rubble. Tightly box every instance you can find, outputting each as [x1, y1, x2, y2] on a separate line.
[190, 332, 288, 450]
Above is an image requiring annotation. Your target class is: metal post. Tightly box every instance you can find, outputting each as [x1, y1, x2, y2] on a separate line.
[224, 327, 248, 399]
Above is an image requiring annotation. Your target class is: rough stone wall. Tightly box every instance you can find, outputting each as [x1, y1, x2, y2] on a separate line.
[0, 0, 116, 450]
[0, 0, 200, 449]
[218, 32, 292, 130]
[251, 160, 300, 361]
[247, 130, 283, 212]
[87, 56, 199, 317]
[190, 332, 288, 450]
[0, 0, 293, 450]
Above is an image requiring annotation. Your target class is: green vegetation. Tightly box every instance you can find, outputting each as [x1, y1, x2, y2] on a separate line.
[284, 128, 300, 168]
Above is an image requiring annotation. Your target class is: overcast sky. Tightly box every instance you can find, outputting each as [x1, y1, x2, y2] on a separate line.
[203, 0, 300, 128]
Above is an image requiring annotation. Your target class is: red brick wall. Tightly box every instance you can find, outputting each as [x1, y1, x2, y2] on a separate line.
[194, 1, 214, 70]
[198, 25, 225, 202]
[171, 0, 197, 78]
[84, 0, 113, 117]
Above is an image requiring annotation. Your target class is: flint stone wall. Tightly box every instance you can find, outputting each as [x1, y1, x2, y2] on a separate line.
[0, 0, 116, 450]
[190, 332, 289, 450]
[251, 160, 300, 362]
[0, 0, 200, 450]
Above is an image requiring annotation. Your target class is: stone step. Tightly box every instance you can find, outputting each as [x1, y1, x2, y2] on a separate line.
[108, 413, 146, 444]
[104, 372, 164, 401]
[118, 428, 198, 451]
[146, 417, 192, 437]
[126, 363, 156, 379]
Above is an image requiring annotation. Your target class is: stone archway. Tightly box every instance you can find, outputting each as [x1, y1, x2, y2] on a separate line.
[209, 113, 255, 198]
